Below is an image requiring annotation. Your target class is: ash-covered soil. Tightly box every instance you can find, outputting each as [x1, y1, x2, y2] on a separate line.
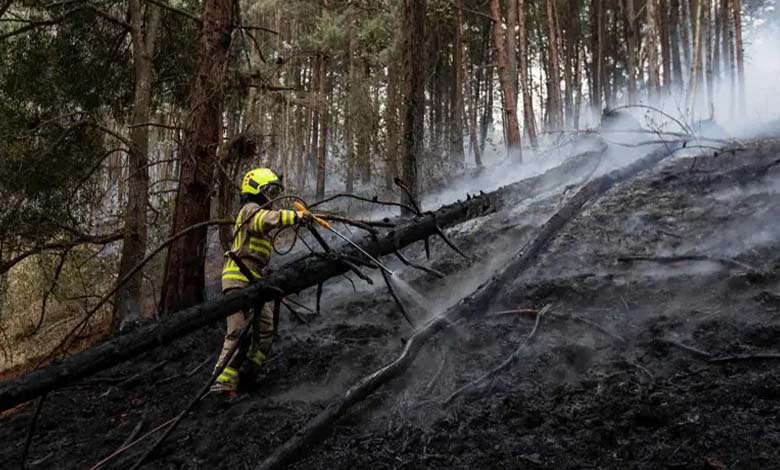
[3, 141, 780, 470]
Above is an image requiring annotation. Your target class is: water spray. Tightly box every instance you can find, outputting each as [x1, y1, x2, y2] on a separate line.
[293, 202, 395, 275]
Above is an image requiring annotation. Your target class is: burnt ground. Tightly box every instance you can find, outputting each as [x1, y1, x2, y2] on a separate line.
[3, 140, 780, 469]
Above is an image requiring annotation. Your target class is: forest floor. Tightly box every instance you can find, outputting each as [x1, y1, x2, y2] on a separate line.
[3, 138, 780, 469]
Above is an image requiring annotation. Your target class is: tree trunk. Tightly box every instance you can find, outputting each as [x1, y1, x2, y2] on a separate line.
[518, 0, 539, 147]
[563, 0, 578, 127]
[308, 55, 321, 192]
[315, 54, 329, 199]
[590, 0, 604, 115]
[385, 57, 400, 191]
[358, 60, 372, 185]
[659, 0, 672, 92]
[491, 0, 523, 162]
[670, 0, 684, 91]
[646, 0, 661, 100]
[720, 0, 730, 90]
[545, 0, 563, 129]
[116, 1, 160, 328]
[480, 27, 494, 154]
[704, 0, 714, 114]
[345, 38, 356, 194]
[161, 0, 234, 314]
[466, 67, 483, 168]
[624, 0, 639, 104]
[449, 0, 466, 171]
[686, 0, 703, 112]
[713, 0, 721, 87]
[401, 0, 426, 213]
[680, 0, 692, 81]
[732, 0, 745, 115]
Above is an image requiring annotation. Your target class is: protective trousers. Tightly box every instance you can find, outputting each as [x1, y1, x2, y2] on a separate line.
[215, 299, 275, 374]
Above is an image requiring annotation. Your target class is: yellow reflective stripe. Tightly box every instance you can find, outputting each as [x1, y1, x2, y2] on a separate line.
[232, 210, 246, 251]
[247, 350, 266, 367]
[222, 268, 261, 279]
[248, 245, 271, 257]
[283, 210, 297, 226]
[253, 210, 269, 232]
[222, 272, 249, 282]
[221, 367, 238, 377]
[249, 237, 272, 249]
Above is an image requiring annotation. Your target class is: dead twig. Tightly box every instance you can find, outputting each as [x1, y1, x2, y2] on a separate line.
[395, 250, 445, 279]
[87, 417, 176, 470]
[618, 254, 759, 273]
[185, 355, 213, 377]
[443, 305, 552, 406]
[422, 356, 446, 396]
[30, 248, 71, 336]
[20, 393, 46, 470]
[118, 361, 167, 389]
[661, 339, 713, 359]
[120, 407, 149, 449]
[309, 193, 418, 216]
[281, 300, 308, 325]
[662, 338, 780, 364]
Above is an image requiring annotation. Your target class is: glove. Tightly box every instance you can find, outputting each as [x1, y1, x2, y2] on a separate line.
[296, 210, 312, 223]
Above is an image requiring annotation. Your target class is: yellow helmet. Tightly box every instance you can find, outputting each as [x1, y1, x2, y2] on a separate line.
[240, 168, 283, 197]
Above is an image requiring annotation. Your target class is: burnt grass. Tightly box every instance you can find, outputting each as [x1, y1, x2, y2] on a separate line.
[3, 142, 780, 469]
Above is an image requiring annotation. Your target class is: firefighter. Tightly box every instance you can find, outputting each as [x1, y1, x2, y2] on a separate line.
[211, 167, 308, 393]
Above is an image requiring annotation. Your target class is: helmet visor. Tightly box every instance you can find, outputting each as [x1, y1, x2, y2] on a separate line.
[263, 181, 284, 200]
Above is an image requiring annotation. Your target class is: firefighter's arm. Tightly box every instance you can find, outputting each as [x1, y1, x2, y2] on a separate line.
[249, 208, 301, 234]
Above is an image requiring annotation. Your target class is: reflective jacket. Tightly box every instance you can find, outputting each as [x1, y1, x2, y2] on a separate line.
[221, 202, 298, 292]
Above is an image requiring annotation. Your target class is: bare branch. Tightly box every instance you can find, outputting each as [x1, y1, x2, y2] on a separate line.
[142, 0, 200, 23]
[0, 232, 124, 275]
[238, 24, 278, 35]
[0, 4, 129, 41]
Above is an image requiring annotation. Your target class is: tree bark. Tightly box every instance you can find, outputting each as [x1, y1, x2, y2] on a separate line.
[315, 53, 329, 199]
[466, 68, 483, 168]
[732, 0, 744, 115]
[491, 0, 523, 161]
[116, 1, 160, 329]
[161, 0, 234, 314]
[518, 0, 539, 147]
[384, 57, 400, 190]
[680, 0, 692, 80]
[449, 0, 466, 171]
[624, 0, 639, 104]
[545, 0, 564, 129]
[590, 0, 604, 114]
[401, 0, 426, 213]
[659, 0, 672, 92]
[704, 0, 714, 114]
[646, 0, 661, 100]
[345, 38, 357, 194]
[669, 0, 684, 91]
[686, 0, 703, 112]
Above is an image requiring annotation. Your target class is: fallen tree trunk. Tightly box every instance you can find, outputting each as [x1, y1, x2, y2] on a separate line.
[256, 144, 680, 470]
[0, 196, 492, 412]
